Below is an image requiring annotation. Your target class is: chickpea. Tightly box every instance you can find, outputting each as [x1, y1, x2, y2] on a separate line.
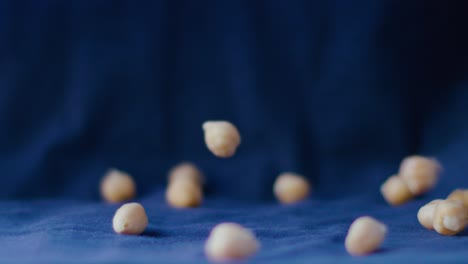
[202, 121, 241, 158]
[380, 175, 413, 206]
[345, 216, 387, 256]
[112, 203, 148, 235]
[100, 168, 136, 203]
[166, 180, 203, 208]
[447, 189, 468, 208]
[433, 200, 467, 236]
[168, 162, 204, 185]
[205, 223, 260, 261]
[399, 156, 441, 196]
[417, 199, 443, 230]
[273, 173, 311, 204]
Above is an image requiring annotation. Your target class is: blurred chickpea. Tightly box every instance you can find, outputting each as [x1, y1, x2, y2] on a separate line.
[166, 180, 203, 208]
[112, 202, 148, 235]
[399, 156, 441, 196]
[101, 168, 136, 203]
[205, 223, 260, 261]
[273, 173, 311, 204]
[168, 162, 204, 185]
[202, 121, 241, 158]
[447, 189, 468, 208]
[433, 200, 467, 236]
[417, 199, 443, 230]
[380, 175, 413, 206]
[345, 216, 387, 256]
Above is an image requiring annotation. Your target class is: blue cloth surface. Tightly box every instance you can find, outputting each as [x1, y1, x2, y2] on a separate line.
[2, 196, 468, 264]
[1, 0, 468, 263]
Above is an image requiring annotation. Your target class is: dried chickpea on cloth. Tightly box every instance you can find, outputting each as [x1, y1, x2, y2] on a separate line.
[166, 162, 204, 208]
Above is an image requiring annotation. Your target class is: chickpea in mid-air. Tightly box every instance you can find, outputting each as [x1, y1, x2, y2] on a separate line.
[202, 121, 241, 158]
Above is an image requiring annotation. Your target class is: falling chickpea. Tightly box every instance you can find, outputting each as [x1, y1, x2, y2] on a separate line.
[168, 162, 204, 185]
[205, 223, 260, 261]
[417, 199, 443, 230]
[380, 175, 413, 206]
[274, 172, 311, 204]
[432, 200, 467, 236]
[202, 121, 241, 158]
[447, 189, 468, 208]
[112, 202, 148, 235]
[101, 168, 136, 203]
[345, 216, 387, 256]
[166, 179, 203, 208]
[399, 156, 441, 196]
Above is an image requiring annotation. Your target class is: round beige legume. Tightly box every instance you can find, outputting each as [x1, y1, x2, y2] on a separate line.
[112, 202, 148, 235]
[168, 162, 204, 185]
[273, 172, 311, 204]
[447, 189, 468, 208]
[417, 199, 443, 230]
[205, 223, 260, 261]
[202, 121, 241, 158]
[380, 175, 413, 206]
[345, 216, 387, 256]
[399, 156, 441, 196]
[166, 180, 203, 208]
[433, 200, 467, 236]
[101, 168, 136, 203]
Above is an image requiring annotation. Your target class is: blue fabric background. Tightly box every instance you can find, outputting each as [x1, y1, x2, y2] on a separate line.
[1, 0, 468, 263]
